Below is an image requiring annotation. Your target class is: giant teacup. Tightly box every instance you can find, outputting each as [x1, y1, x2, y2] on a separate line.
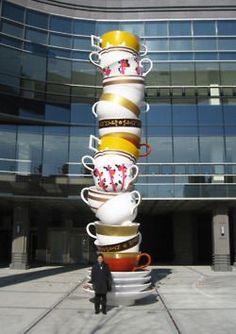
[82, 154, 139, 192]
[86, 221, 140, 237]
[80, 186, 119, 213]
[91, 31, 142, 53]
[102, 86, 145, 108]
[98, 119, 141, 138]
[89, 46, 145, 69]
[95, 190, 141, 225]
[101, 57, 152, 78]
[101, 252, 152, 271]
[94, 233, 142, 253]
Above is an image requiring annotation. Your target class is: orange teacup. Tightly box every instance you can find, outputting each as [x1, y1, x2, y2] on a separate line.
[101, 252, 151, 272]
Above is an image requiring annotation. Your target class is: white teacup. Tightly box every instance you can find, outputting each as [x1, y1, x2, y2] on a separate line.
[102, 85, 145, 108]
[94, 233, 142, 253]
[86, 221, 140, 236]
[98, 118, 141, 138]
[89, 46, 144, 69]
[80, 186, 119, 213]
[82, 154, 139, 192]
[92, 100, 149, 120]
[95, 190, 141, 225]
[101, 57, 152, 78]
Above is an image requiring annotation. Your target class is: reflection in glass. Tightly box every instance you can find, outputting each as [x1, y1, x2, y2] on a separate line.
[148, 104, 171, 125]
[50, 33, 72, 48]
[48, 58, 71, 83]
[21, 53, 47, 81]
[17, 126, 43, 174]
[25, 28, 48, 44]
[45, 104, 70, 122]
[50, 16, 72, 33]
[145, 21, 168, 36]
[220, 62, 236, 85]
[198, 105, 223, 125]
[218, 21, 236, 35]
[26, 10, 49, 29]
[2, 21, 23, 38]
[147, 127, 172, 163]
[71, 103, 95, 124]
[223, 105, 236, 124]
[169, 38, 192, 51]
[0, 125, 17, 172]
[2, 2, 24, 22]
[199, 127, 225, 162]
[193, 38, 217, 50]
[96, 22, 120, 35]
[145, 39, 168, 51]
[218, 38, 236, 50]
[71, 61, 95, 85]
[172, 105, 197, 125]
[0, 46, 21, 76]
[193, 21, 216, 36]
[171, 63, 195, 85]
[73, 37, 91, 50]
[173, 127, 199, 162]
[74, 20, 96, 35]
[169, 21, 191, 36]
[225, 127, 236, 162]
[43, 127, 69, 176]
[195, 62, 220, 85]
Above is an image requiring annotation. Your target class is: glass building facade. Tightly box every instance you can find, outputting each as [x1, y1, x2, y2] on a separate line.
[0, 0, 236, 268]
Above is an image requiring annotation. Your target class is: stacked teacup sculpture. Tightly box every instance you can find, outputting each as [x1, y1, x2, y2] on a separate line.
[81, 31, 156, 305]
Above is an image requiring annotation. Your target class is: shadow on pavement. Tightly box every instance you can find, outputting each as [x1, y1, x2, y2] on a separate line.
[0, 264, 88, 288]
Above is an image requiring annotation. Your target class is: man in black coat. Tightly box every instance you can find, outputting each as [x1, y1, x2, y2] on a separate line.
[91, 253, 112, 314]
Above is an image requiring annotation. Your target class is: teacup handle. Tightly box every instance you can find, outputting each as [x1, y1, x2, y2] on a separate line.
[89, 135, 100, 153]
[80, 187, 89, 205]
[141, 102, 150, 113]
[140, 44, 148, 57]
[89, 51, 102, 69]
[140, 58, 153, 77]
[132, 252, 152, 271]
[128, 165, 139, 184]
[81, 155, 94, 172]
[138, 232, 142, 245]
[91, 35, 101, 50]
[139, 143, 152, 158]
[92, 101, 99, 118]
[131, 190, 141, 211]
[86, 222, 97, 239]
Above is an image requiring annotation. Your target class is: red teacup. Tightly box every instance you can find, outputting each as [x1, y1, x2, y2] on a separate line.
[101, 252, 151, 271]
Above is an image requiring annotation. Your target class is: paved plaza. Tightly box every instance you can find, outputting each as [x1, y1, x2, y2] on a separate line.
[0, 265, 236, 333]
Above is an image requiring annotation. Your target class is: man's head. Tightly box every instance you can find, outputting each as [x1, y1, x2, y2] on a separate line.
[97, 253, 104, 265]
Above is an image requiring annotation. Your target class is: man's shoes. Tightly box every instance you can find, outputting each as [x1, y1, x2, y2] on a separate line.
[102, 310, 107, 314]
[95, 310, 100, 314]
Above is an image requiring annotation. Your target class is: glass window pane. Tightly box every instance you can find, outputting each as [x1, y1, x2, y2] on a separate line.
[225, 127, 236, 162]
[146, 62, 170, 86]
[169, 53, 193, 60]
[2, 2, 24, 22]
[119, 22, 144, 36]
[74, 20, 96, 35]
[219, 52, 236, 60]
[198, 105, 223, 125]
[71, 51, 89, 60]
[43, 127, 69, 176]
[26, 10, 48, 29]
[0, 46, 21, 76]
[2, 21, 23, 38]
[193, 38, 216, 50]
[45, 104, 70, 122]
[199, 127, 225, 162]
[195, 52, 218, 60]
[172, 105, 197, 125]
[145, 21, 168, 36]
[220, 63, 236, 85]
[145, 38, 168, 51]
[48, 58, 71, 83]
[169, 21, 191, 36]
[218, 38, 236, 50]
[48, 48, 71, 58]
[71, 61, 95, 85]
[0, 125, 16, 158]
[21, 53, 46, 81]
[73, 37, 91, 50]
[193, 21, 216, 36]
[218, 21, 236, 36]
[148, 104, 171, 125]
[173, 127, 199, 162]
[96, 22, 120, 36]
[0, 35, 22, 48]
[50, 16, 72, 33]
[195, 63, 220, 85]
[171, 63, 195, 85]
[71, 102, 95, 124]
[17, 126, 43, 174]
[50, 33, 72, 48]
[69, 127, 95, 164]
[147, 127, 173, 163]
[169, 38, 192, 51]
[25, 28, 48, 44]
[224, 105, 236, 124]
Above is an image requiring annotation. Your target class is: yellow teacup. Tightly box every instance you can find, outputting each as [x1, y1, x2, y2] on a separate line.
[98, 31, 140, 52]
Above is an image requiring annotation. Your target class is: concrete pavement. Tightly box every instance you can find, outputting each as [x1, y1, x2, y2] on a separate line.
[0, 265, 236, 333]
